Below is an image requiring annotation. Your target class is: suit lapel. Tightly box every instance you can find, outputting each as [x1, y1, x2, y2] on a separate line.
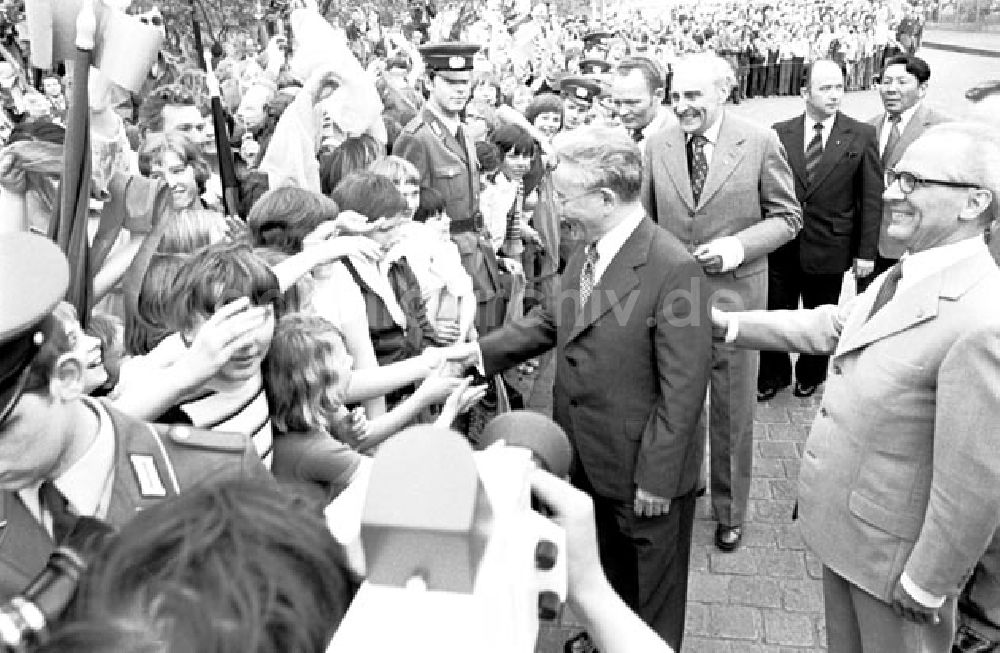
[566, 218, 650, 343]
[659, 128, 696, 210]
[425, 109, 468, 165]
[698, 118, 748, 208]
[780, 116, 808, 189]
[887, 104, 929, 169]
[836, 251, 993, 356]
[805, 115, 853, 197]
[0, 492, 53, 591]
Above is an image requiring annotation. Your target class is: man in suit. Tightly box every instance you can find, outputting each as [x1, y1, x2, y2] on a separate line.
[641, 52, 802, 551]
[457, 126, 712, 649]
[759, 60, 882, 400]
[394, 42, 505, 334]
[861, 53, 952, 291]
[610, 56, 677, 152]
[714, 122, 1000, 652]
[0, 233, 268, 600]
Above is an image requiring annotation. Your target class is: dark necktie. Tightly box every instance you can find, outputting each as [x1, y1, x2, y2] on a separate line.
[866, 262, 903, 321]
[882, 114, 901, 166]
[805, 122, 824, 184]
[39, 480, 77, 544]
[688, 134, 709, 206]
[580, 244, 599, 306]
[502, 179, 525, 257]
[631, 127, 644, 143]
[455, 125, 468, 156]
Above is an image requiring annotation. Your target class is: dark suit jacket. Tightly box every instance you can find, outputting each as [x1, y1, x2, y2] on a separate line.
[772, 112, 882, 274]
[479, 216, 712, 502]
[868, 103, 953, 258]
[0, 402, 268, 599]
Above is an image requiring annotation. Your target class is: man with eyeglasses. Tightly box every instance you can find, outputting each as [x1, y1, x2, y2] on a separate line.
[455, 126, 712, 649]
[861, 54, 952, 291]
[712, 122, 1000, 652]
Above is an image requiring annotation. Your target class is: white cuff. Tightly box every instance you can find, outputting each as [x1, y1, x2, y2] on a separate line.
[724, 314, 740, 343]
[900, 572, 946, 609]
[474, 344, 486, 376]
[715, 236, 746, 273]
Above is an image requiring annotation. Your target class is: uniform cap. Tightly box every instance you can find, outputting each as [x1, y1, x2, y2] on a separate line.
[582, 31, 613, 48]
[419, 42, 481, 72]
[559, 75, 602, 104]
[0, 232, 69, 424]
[579, 58, 613, 75]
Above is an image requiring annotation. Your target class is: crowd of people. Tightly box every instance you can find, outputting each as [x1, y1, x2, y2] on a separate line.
[0, 0, 998, 651]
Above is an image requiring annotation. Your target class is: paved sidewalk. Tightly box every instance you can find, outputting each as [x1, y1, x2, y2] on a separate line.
[536, 388, 826, 653]
[923, 27, 1000, 55]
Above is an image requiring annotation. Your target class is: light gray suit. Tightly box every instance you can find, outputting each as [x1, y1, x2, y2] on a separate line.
[734, 245, 1000, 651]
[868, 103, 953, 259]
[641, 111, 801, 527]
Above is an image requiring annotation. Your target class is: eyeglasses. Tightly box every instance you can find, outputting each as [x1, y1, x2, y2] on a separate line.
[884, 169, 981, 194]
[554, 188, 600, 207]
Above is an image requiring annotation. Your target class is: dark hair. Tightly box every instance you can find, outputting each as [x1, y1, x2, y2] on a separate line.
[168, 242, 280, 333]
[616, 56, 666, 94]
[6, 120, 66, 145]
[138, 84, 201, 134]
[882, 54, 931, 84]
[319, 135, 381, 196]
[491, 123, 536, 157]
[524, 93, 564, 126]
[476, 140, 501, 174]
[413, 187, 447, 222]
[128, 253, 186, 355]
[248, 187, 340, 254]
[60, 480, 358, 653]
[331, 171, 408, 222]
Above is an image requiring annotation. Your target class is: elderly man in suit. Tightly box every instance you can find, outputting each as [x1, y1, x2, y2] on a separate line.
[0, 233, 268, 599]
[456, 125, 712, 649]
[641, 52, 802, 551]
[714, 122, 1000, 652]
[759, 60, 882, 400]
[860, 54, 952, 291]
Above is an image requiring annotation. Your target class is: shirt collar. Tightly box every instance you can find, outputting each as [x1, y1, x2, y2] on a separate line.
[898, 236, 988, 291]
[689, 112, 724, 146]
[594, 206, 645, 263]
[55, 397, 116, 517]
[888, 103, 920, 132]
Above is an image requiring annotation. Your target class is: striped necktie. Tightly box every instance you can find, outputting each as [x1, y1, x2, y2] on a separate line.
[805, 122, 824, 184]
[580, 244, 599, 306]
[882, 114, 901, 166]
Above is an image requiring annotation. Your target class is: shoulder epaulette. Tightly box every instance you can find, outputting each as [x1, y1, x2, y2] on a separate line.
[153, 424, 247, 453]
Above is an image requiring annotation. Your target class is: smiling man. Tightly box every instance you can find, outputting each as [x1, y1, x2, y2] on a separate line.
[641, 52, 801, 553]
[862, 54, 952, 291]
[713, 122, 1000, 653]
[760, 59, 882, 401]
[0, 233, 267, 601]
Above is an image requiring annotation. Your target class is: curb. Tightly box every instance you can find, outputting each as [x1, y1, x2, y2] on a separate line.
[922, 40, 1000, 57]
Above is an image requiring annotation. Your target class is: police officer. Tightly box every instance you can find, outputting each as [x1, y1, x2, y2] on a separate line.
[393, 43, 506, 334]
[559, 75, 602, 131]
[0, 232, 269, 600]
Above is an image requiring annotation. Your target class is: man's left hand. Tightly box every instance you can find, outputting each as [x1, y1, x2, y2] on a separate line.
[891, 579, 941, 625]
[853, 258, 875, 278]
[633, 488, 670, 517]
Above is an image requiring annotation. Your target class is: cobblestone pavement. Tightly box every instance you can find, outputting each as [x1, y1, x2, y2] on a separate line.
[535, 388, 826, 653]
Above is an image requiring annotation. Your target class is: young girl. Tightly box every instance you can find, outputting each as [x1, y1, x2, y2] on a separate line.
[264, 313, 483, 500]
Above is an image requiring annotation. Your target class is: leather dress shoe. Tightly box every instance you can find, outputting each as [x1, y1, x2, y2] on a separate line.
[757, 382, 788, 402]
[715, 524, 742, 552]
[953, 623, 998, 652]
[792, 381, 819, 398]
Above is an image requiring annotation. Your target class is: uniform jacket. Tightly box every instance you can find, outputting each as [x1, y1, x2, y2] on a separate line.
[868, 103, 952, 258]
[479, 217, 712, 502]
[0, 402, 268, 599]
[641, 111, 802, 312]
[771, 111, 883, 274]
[733, 246, 1000, 602]
[393, 105, 480, 231]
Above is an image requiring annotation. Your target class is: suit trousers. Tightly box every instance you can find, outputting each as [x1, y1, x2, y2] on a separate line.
[822, 566, 956, 653]
[708, 341, 757, 528]
[778, 60, 794, 95]
[759, 259, 844, 389]
[958, 537, 1000, 642]
[790, 57, 805, 94]
[574, 464, 697, 651]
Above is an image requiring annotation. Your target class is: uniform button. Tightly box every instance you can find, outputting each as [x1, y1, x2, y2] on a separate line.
[172, 426, 191, 440]
[688, 210, 696, 218]
[832, 365, 842, 375]
[566, 356, 578, 367]
[819, 407, 828, 417]
[570, 399, 578, 407]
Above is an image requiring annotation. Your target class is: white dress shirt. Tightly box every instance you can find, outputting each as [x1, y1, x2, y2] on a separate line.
[688, 112, 725, 165]
[592, 206, 646, 285]
[879, 103, 920, 157]
[19, 397, 116, 535]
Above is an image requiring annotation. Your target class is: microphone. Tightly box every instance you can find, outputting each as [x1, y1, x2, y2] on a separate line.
[478, 410, 572, 478]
